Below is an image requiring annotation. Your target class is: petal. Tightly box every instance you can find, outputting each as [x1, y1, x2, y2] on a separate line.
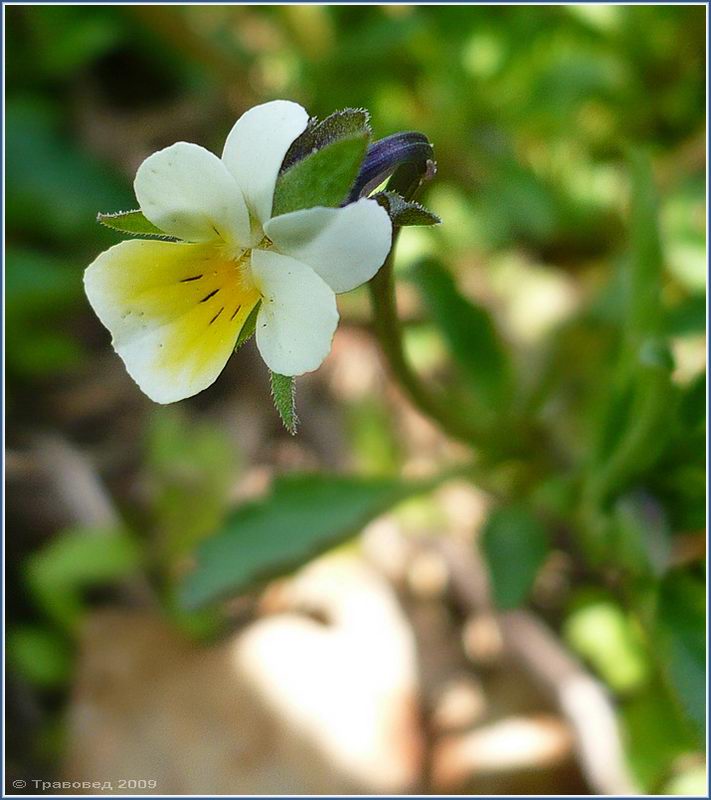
[222, 100, 309, 227]
[251, 249, 338, 376]
[134, 142, 251, 245]
[84, 240, 260, 403]
[264, 198, 392, 294]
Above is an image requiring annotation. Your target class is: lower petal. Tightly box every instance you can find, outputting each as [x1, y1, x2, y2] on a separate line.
[251, 249, 338, 376]
[84, 240, 260, 403]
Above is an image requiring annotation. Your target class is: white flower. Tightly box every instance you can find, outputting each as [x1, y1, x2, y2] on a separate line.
[84, 100, 392, 403]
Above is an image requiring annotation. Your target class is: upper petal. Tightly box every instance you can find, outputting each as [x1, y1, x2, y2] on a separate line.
[134, 142, 251, 245]
[251, 249, 338, 376]
[84, 240, 260, 403]
[264, 199, 392, 294]
[222, 100, 309, 227]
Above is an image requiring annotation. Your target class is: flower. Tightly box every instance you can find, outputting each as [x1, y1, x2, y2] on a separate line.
[84, 100, 392, 403]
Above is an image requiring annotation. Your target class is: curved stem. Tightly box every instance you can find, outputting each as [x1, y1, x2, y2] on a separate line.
[368, 242, 481, 446]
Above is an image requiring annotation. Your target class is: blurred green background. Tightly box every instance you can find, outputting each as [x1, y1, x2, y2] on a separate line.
[5, 4, 706, 795]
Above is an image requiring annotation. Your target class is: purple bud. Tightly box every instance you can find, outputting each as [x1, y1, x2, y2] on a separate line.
[347, 132, 434, 203]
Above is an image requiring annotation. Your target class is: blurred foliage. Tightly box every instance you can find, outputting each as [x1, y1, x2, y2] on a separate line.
[6, 4, 705, 794]
[482, 505, 550, 609]
[181, 472, 440, 608]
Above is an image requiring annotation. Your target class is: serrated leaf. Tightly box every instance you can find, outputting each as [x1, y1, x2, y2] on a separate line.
[374, 191, 440, 226]
[234, 301, 261, 351]
[481, 505, 550, 609]
[282, 108, 371, 172]
[410, 258, 511, 411]
[270, 371, 297, 434]
[179, 473, 435, 608]
[272, 133, 368, 217]
[97, 209, 170, 238]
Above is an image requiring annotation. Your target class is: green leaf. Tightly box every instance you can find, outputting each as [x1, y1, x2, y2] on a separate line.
[270, 371, 298, 435]
[179, 473, 435, 608]
[481, 505, 550, 609]
[611, 490, 671, 578]
[374, 191, 441, 226]
[6, 98, 133, 245]
[624, 151, 664, 358]
[25, 525, 142, 632]
[282, 108, 371, 171]
[145, 409, 235, 561]
[587, 338, 676, 508]
[97, 209, 170, 238]
[622, 680, 699, 791]
[655, 569, 705, 740]
[410, 258, 511, 410]
[7, 626, 72, 688]
[272, 132, 368, 217]
[234, 301, 261, 351]
[564, 591, 649, 694]
[5, 246, 86, 377]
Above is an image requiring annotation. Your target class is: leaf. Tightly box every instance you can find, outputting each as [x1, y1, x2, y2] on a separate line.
[5, 246, 87, 379]
[272, 132, 368, 217]
[282, 108, 371, 171]
[270, 371, 298, 435]
[25, 525, 142, 631]
[6, 98, 133, 245]
[7, 626, 72, 688]
[179, 473, 435, 608]
[145, 409, 235, 561]
[564, 591, 649, 694]
[622, 680, 698, 791]
[234, 301, 261, 350]
[654, 569, 705, 740]
[410, 258, 511, 410]
[611, 490, 672, 578]
[587, 338, 676, 507]
[97, 209, 170, 238]
[481, 505, 550, 609]
[624, 151, 663, 356]
[374, 191, 441, 226]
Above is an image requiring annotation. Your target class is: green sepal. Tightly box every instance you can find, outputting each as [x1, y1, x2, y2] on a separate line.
[270, 371, 298, 435]
[272, 133, 368, 217]
[374, 191, 441, 226]
[282, 108, 371, 171]
[97, 209, 172, 239]
[234, 301, 261, 351]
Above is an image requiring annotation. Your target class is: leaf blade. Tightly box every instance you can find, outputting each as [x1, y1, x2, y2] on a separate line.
[179, 473, 434, 608]
[410, 258, 511, 411]
[481, 505, 550, 609]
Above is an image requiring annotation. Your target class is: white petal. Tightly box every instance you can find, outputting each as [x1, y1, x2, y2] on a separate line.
[264, 199, 392, 294]
[251, 249, 338, 376]
[134, 142, 251, 245]
[222, 100, 309, 227]
[84, 240, 260, 403]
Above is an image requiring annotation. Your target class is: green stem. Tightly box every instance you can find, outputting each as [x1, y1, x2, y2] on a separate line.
[368, 237, 481, 446]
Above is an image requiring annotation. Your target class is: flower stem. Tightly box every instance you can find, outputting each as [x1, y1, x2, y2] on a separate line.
[368, 238, 481, 446]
